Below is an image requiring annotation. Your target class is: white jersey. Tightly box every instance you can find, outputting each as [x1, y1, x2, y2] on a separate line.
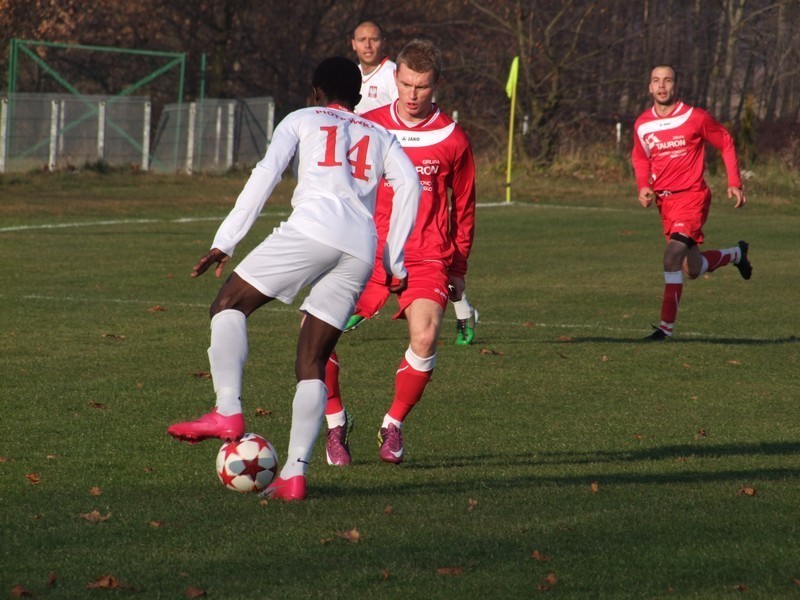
[211, 105, 420, 279]
[355, 58, 398, 115]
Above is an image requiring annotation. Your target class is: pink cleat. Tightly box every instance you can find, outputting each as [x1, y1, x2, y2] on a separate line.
[260, 475, 306, 501]
[378, 424, 404, 464]
[167, 408, 245, 443]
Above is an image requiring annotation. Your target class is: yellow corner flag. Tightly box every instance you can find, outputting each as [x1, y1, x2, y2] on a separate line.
[505, 56, 519, 203]
[505, 56, 519, 99]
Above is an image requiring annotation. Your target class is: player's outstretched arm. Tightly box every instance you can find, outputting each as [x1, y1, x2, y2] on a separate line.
[192, 248, 230, 279]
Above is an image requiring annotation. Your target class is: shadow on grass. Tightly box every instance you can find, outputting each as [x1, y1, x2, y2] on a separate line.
[553, 335, 799, 345]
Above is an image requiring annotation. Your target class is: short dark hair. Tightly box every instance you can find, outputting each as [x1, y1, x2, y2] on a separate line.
[313, 56, 362, 107]
[396, 39, 442, 82]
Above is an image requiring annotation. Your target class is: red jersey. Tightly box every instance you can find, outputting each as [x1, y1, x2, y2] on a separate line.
[632, 101, 742, 194]
[363, 101, 476, 279]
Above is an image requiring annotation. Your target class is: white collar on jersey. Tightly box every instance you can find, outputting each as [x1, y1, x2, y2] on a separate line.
[389, 100, 441, 128]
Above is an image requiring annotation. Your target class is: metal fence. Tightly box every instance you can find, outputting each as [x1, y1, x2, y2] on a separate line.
[0, 93, 275, 174]
[150, 97, 275, 174]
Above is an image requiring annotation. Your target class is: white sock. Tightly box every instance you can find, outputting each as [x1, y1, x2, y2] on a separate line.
[452, 292, 473, 320]
[208, 309, 247, 416]
[280, 379, 326, 479]
[382, 414, 403, 430]
[326, 409, 346, 429]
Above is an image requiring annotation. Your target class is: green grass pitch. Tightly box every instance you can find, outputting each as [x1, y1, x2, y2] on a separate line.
[1, 171, 798, 598]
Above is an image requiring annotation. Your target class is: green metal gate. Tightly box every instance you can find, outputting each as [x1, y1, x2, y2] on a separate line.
[2, 39, 186, 173]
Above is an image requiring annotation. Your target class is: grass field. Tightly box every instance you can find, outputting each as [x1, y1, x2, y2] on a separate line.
[1, 168, 798, 598]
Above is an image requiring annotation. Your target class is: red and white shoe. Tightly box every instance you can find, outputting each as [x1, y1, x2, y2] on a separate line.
[260, 475, 306, 501]
[167, 408, 245, 443]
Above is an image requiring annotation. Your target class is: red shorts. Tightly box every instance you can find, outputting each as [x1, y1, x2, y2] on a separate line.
[355, 259, 450, 320]
[656, 188, 711, 244]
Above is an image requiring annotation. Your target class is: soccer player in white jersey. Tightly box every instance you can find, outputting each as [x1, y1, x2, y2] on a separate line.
[632, 65, 752, 341]
[167, 57, 420, 501]
[324, 39, 477, 466]
[351, 21, 398, 115]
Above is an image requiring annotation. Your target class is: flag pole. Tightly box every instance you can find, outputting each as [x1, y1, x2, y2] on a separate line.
[505, 57, 519, 204]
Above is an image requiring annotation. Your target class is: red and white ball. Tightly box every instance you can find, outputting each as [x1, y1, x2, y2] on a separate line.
[216, 433, 278, 492]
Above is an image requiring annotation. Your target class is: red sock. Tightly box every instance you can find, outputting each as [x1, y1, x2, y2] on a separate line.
[324, 351, 343, 415]
[660, 282, 683, 332]
[701, 250, 732, 273]
[387, 356, 432, 422]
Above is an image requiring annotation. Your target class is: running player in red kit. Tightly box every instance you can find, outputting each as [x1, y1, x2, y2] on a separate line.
[324, 39, 476, 465]
[632, 65, 752, 341]
[166, 57, 420, 501]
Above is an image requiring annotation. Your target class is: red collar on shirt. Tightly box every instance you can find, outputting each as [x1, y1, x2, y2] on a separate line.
[326, 103, 354, 113]
[362, 57, 391, 82]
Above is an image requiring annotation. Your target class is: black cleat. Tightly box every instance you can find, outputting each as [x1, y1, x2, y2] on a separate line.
[643, 326, 672, 341]
[735, 241, 752, 280]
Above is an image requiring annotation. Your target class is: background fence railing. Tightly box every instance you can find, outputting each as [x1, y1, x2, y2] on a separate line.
[0, 93, 275, 174]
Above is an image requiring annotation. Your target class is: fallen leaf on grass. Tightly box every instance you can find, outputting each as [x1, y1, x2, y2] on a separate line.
[336, 528, 361, 543]
[191, 371, 211, 379]
[147, 305, 167, 312]
[101, 333, 126, 340]
[148, 520, 166, 528]
[255, 408, 272, 416]
[46, 454, 58, 460]
[0, 456, 10, 463]
[384, 505, 394, 514]
[694, 429, 708, 439]
[737, 486, 757, 497]
[523, 321, 536, 328]
[479, 348, 505, 356]
[319, 537, 334, 544]
[531, 550, 551, 562]
[184, 586, 207, 598]
[88, 401, 108, 410]
[467, 498, 479, 511]
[557, 336, 573, 342]
[726, 360, 742, 366]
[601, 355, 610, 362]
[792, 578, 800, 587]
[633, 433, 645, 440]
[543, 572, 558, 585]
[46, 572, 57, 588]
[80, 510, 112, 523]
[86, 575, 138, 591]
[436, 567, 463, 576]
[382, 570, 391, 580]
[10, 585, 33, 597]
[733, 583, 749, 592]
[25, 473, 41, 484]
[590, 481, 600, 493]
[89, 487, 102, 496]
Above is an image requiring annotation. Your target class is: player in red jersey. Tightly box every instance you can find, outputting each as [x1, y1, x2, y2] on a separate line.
[324, 39, 477, 465]
[632, 65, 752, 341]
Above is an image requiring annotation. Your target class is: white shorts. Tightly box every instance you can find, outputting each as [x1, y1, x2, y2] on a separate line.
[234, 222, 373, 330]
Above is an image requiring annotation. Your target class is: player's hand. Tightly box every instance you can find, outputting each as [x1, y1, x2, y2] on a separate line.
[192, 248, 230, 278]
[638, 187, 655, 208]
[448, 276, 465, 302]
[389, 275, 408, 294]
[728, 186, 746, 208]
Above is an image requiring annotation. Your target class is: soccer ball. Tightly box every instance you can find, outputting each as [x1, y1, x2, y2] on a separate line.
[216, 433, 279, 492]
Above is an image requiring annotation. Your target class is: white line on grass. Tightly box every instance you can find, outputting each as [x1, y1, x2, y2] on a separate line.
[0, 202, 635, 234]
[10, 293, 769, 341]
[0, 213, 289, 234]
